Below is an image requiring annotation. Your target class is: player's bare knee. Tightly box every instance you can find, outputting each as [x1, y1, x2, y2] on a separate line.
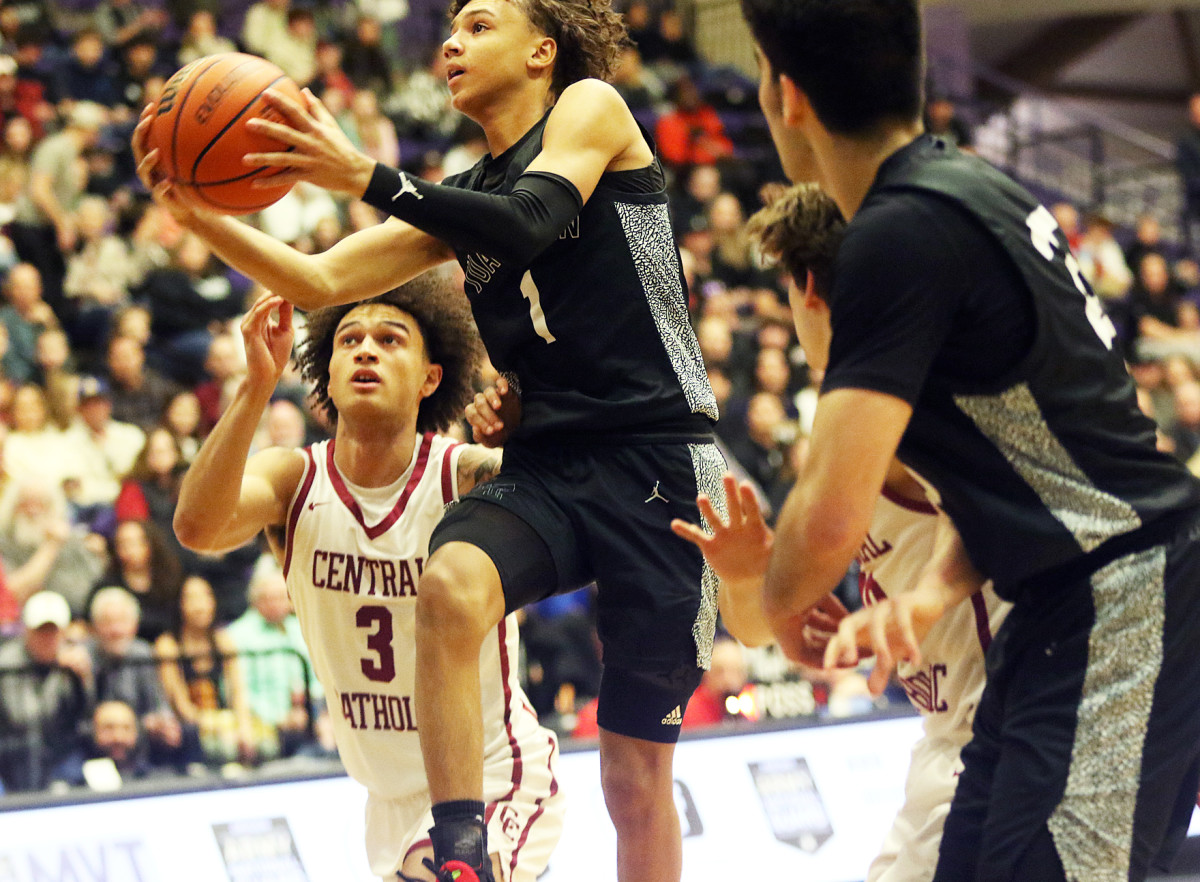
[417, 549, 503, 641]
[599, 744, 673, 829]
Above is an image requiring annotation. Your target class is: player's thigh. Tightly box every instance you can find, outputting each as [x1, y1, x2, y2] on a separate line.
[977, 599, 1092, 882]
[420, 538, 506, 634]
[581, 441, 725, 674]
[935, 595, 1089, 882]
[430, 490, 585, 615]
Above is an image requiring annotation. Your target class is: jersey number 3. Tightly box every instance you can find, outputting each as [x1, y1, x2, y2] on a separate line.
[357, 606, 395, 683]
[1026, 205, 1117, 350]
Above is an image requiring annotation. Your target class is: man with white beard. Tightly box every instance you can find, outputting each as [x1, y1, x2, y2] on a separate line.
[0, 476, 105, 616]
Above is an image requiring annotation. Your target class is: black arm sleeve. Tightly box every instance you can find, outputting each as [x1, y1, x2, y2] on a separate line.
[361, 163, 584, 265]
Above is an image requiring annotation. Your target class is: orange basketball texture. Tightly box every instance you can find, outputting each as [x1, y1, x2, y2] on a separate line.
[146, 53, 304, 215]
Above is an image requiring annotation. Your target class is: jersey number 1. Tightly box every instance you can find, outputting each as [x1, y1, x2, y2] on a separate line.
[520, 271, 556, 343]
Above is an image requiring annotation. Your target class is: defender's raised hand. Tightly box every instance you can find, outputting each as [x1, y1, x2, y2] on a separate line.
[671, 473, 773, 586]
[240, 292, 295, 392]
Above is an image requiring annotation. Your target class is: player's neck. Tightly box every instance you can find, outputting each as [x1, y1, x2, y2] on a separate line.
[472, 83, 553, 156]
[333, 421, 418, 488]
[817, 121, 924, 221]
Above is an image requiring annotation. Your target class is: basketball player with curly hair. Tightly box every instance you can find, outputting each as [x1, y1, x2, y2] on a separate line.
[136, 1, 722, 879]
[173, 275, 565, 882]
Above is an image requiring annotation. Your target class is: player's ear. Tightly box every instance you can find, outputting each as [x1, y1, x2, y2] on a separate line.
[803, 270, 823, 307]
[420, 363, 443, 399]
[528, 35, 556, 76]
[779, 73, 812, 128]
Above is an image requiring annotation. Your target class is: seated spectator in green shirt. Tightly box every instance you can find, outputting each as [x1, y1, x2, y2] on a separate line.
[225, 558, 322, 756]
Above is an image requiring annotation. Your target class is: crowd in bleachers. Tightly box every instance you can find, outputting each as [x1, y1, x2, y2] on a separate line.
[2, 0, 1194, 799]
[0, 0, 785, 796]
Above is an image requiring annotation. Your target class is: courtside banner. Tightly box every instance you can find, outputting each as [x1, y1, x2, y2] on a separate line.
[543, 715, 922, 881]
[1, 714, 1196, 881]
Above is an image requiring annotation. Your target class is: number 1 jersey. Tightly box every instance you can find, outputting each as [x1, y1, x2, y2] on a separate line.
[441, 113, 718, 442]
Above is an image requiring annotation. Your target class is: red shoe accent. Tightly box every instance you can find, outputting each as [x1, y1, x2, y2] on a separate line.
[439, 861, 480, 882]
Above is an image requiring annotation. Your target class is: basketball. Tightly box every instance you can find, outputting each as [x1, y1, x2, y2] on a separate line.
[146, 53, 304, 215]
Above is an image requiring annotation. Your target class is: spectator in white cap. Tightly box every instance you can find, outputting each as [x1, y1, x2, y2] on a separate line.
[0, 590, 92, 791]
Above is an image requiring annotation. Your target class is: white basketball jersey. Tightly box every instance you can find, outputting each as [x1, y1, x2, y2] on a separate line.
[283, 435, 560, 875]
[858, 487, 1011, 744]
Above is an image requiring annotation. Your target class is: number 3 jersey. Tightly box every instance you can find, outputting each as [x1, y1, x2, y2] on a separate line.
[858, 488, 1010, 745]
[281, 434, 560, 873]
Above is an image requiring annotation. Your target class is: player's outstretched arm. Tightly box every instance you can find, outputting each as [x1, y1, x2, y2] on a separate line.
[823, 511, 985, 695]
[248, 82, 645, 270]
[764, 388, 912, 662]
[132, 103, 453, 311]
[174, 293, 306, 552]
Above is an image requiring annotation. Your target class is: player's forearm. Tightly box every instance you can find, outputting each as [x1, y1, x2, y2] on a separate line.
[361, 165, 582, 266]
[762, 481, 863, 636]
[719, 576, 774, 647]
[185, 213, 339, 309]
[174, 378, 273, 550]
[193, 212, 451, 311]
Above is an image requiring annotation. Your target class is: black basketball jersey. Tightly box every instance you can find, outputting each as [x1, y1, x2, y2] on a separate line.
[839, 137, 1200, 595]
[441, 113, 717, 441]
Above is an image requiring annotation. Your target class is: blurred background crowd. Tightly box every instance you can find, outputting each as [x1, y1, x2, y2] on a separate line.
[0, 0, 1195, 799]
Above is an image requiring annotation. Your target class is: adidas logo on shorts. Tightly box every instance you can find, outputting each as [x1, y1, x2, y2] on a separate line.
[661, 706, 683, 726]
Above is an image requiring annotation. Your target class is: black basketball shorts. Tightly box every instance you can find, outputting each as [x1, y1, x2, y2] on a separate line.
[934, 522, 1200, 882]
[430, 438, 726, 743]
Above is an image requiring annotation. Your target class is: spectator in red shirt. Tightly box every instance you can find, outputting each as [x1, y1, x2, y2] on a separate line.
[655, 75, 734, 169]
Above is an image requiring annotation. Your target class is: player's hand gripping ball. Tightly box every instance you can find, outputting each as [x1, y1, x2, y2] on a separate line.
[145, 52, 303, 215]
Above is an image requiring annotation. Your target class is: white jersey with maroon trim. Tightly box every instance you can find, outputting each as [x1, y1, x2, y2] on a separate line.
[858, 487, 1011, 745]
[859, 488, 1011, 882]
[283, 434, 561, 879]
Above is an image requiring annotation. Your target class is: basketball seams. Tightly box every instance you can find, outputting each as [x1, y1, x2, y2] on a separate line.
[151, 52, 299, 215]
[190, 72, 290, 185]
[166, 56, 226, 184]
[188, 189, 280, 212]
